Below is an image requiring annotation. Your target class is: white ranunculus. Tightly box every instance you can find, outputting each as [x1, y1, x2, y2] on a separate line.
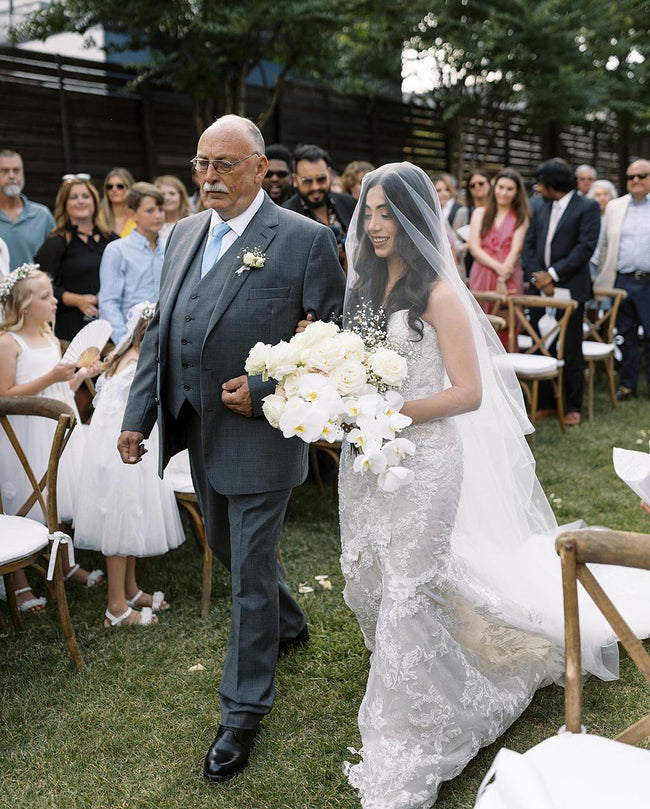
[382, 438, 416, 466]
[265, 340, 301, 381]
[243, 251, 256, 265]
[369, 347, 408, 387]
[245, 341, 271, 377]
[308, 336, 345, 373]
[252, 254, 265, 268]
[332, 359, 367, 397]
[336, 330, 366, 362]
[282, 368, 307, 398]
[377, 465, 415, 492]
[279, 398, 329, 443]
[300, 319, 340, 347]
[353, 451, 388, 475]
[262, 393, 287, 429]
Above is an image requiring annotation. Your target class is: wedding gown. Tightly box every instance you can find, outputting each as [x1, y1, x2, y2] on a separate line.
[340, 310, 566, 809]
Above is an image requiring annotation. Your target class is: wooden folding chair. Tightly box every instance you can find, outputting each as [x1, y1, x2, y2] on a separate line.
[582, 287, 628, 421]
[0, 396, 84, 668]
[504, 294, 578, 433]
[174, 490, 213, 619]
[556, 528, 650, 744]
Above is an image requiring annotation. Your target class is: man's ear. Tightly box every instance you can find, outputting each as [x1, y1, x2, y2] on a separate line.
[127, 207, 138, 220]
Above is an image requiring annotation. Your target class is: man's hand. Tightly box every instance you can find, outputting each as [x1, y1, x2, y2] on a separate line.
[295, 312, 315, 334]
[117, 430, 147, 464]
[222, 375, 253, 417]
[532, 271, 554, 295]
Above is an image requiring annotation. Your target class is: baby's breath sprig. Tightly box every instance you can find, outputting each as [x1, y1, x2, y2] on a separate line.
[0, 262, 39, 304]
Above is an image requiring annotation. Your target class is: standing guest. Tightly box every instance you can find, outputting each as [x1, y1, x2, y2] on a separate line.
[594, 159, 650, 400]
[98, 182, 165, 344]
[99, 167, 136, 238]
[468, 168, 531, 346]
[434, 173, 468, 230]
[154, 175, 192, 242]
[284, 144, 356, 269]
[341, 161, 375, 200]
[35, 176, 118, 342]
[576, 164, 597, 196]
[118, 115, 345, 783]
[0, 149, 55, 270]
[522, 159, 600, 425]
[463, 170, 491, 276]
[586, 179, 618, 277]
[262, 144, 294, 206]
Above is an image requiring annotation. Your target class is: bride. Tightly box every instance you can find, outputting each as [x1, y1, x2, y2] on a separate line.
[338, 163, 650, 809]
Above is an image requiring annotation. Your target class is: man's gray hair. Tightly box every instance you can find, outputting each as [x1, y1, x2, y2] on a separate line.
[212, 115, 265, 154]
[0, 149, 21, 160]
[575, 164, 597, 178]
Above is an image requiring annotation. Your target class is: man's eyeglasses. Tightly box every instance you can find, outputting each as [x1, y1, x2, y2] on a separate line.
[106, 182, 126, 190]
[627, 173, 649, 181]
[190, 153, 259, 174]
[266, 169, 290, 179]
[63, 173, 91, 182]
[298, 174, 329, 186]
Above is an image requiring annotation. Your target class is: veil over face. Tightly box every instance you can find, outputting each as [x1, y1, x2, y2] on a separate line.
[343, 162, 632, 680]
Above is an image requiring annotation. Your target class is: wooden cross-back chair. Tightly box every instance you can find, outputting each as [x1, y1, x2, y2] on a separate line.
[582, 287, 628, 422]
[471, 290, 508, 325]
[556, 528, 650, 745]
[505, 295, 578, 433]
[0, 396, 84, 667]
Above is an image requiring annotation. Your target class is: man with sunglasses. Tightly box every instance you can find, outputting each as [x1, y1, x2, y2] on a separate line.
[0, 149, 54, 270]
[262, 143, 294, 205]
[595, 159, 650, 400]
[283, 144, 356, 267]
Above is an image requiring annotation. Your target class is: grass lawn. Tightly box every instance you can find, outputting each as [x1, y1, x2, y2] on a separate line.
[2, 383, 650, 809]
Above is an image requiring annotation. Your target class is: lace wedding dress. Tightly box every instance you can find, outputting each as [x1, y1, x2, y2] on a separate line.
[339, 311, 560, 809]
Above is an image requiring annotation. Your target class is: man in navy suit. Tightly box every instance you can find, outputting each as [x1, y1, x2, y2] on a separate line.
[522, 159, 600, 425]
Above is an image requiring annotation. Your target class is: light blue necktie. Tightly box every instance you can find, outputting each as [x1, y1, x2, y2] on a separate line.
[200, 221, 231, 278]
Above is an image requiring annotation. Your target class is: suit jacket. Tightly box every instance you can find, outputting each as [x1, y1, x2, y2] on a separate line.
[522, 192, 600, 303]
[121, 194, 346, 495]
[593, 194, 631, 289]
[282, 191, 357, 233]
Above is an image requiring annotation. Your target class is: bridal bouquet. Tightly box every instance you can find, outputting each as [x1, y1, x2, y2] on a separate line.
[245, 319, 416, 491]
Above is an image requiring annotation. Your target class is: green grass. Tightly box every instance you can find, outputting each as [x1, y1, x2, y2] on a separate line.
[2, 380, 650, 809]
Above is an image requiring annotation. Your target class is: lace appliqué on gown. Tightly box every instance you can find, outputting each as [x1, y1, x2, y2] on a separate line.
[339, 311, 554, 809]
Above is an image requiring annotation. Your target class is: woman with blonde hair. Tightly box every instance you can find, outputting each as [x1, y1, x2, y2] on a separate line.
[154, 174, 192, 241]
[341, 161, 375, 200]
[99, 167, 136, 237]
[35, 175, 117, 342]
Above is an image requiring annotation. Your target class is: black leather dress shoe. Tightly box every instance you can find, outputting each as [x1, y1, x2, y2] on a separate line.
[278, 625, 309, 657]
[616, 386, 638, 402]
[203, 724, 258, 783]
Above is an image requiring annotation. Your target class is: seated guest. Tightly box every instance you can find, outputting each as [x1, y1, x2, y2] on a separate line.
[35, 175, 118, 342]
[98, 183, 165, 343]
[340, 160, 375, 200]
[100, 167, 136, 237]
[263, 144, 294, 205]
[154, 174, 192, 242]
[283, 144, 356, 269]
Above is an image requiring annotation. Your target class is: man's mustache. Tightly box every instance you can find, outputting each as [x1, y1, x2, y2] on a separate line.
[203, 181, 229, 194]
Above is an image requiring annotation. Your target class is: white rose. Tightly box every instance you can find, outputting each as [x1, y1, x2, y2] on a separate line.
[369, 347, 408, 387]
[253, 254, 265, 268]
[243, 251, 256, 265]
[336, 330, 366, 362]
[265, 341, 301, 381]
[245, 341, 271, 377]
[301, 319, 340, 347]
[262, 393, 287, 429]
[308, 336, 345, 373]
[283, 368, 307, 398]
[331, 359, 367, 397]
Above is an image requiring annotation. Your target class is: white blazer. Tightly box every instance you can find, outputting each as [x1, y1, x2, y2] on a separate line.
[594, 194, 630, 289]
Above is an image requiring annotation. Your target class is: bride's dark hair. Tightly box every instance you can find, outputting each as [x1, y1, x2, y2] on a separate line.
[351, 164, 442, 340]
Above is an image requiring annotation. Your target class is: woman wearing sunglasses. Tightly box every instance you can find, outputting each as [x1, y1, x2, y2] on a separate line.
[100, 167, 136, 237]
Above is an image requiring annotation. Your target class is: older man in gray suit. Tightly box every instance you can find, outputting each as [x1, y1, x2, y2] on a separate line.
[118, 115, 345, 782]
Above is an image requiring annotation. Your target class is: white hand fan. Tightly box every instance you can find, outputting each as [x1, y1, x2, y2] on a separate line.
[62, 319, 113, 367]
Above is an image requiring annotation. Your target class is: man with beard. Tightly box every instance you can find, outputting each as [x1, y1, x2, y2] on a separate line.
[283, 144, 356, 269]
[262, 143, 294, 205]
[0, 149, 55, 270]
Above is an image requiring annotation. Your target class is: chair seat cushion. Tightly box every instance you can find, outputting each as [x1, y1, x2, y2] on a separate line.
[0, 514, 49, 565]
[503, 354, 561, 376]
[583, 340, 614, 359]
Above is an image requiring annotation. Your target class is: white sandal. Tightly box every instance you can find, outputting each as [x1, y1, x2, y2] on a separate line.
[14, 586, 47, 614]
[126, 589, 169, 612]
[64, 563, 105, 588]
[103, 606, 155, 627]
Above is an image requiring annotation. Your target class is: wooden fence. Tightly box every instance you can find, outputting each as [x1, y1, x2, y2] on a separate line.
[0, 46, 645, 208]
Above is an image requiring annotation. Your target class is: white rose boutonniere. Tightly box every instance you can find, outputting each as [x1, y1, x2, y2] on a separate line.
[235, 247, 267, 276]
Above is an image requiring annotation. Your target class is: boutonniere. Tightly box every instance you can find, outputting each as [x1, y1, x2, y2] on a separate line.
[235, 247, 267, 276]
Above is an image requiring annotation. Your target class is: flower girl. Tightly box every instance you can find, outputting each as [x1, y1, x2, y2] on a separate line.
[74, 302, 185, 627]
[0, 264, 103, 613]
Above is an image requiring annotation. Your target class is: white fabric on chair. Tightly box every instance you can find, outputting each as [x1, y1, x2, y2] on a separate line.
[474, 732, 650, 808]
[0, 514, 48, 564]
[165, 450, 195, 493]
[582, 340, 615, 359]
[503, 354, 563, 375]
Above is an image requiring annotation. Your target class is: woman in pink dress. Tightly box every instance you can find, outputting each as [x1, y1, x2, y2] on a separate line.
[468, 168, 530, 347]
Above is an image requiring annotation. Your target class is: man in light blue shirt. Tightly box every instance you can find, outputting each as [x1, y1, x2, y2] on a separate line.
[99, 182, 165, 343]
[0, 149, 55, 270]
